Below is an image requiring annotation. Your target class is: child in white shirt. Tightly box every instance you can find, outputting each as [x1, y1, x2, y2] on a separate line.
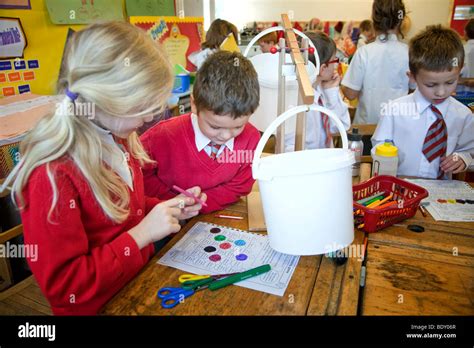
[342, 0, 410, 125]
[188, 19, 238, 70]
[372, 25, 474, 179]
[285, 31, 351, 151]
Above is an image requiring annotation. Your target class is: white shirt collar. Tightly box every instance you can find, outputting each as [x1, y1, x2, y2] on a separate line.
[376, 33, 398, 42]
[190, 113, 234, 152]
[90, 122, 134, 190]
[413, 88, 450, 117]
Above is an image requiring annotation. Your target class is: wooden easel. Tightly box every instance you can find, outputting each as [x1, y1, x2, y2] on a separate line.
[275, 14, 315, 153]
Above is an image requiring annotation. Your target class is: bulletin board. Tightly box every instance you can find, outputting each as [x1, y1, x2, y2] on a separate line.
[130, 16, 204, 71]
[449, 0, 473, 37]
[0, 0, 85, 97]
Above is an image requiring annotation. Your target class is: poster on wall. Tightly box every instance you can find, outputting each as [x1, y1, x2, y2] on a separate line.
[449, 0, 473, 37]
[453, 5, 473, 20]
[0, 0, 31, 9]
[130, 16, 204, 72]
[0, 17, 27, 59]
[45, 0, 123, 24]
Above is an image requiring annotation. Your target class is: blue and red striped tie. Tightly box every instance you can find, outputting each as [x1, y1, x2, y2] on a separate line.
[422, 105, 447, 179]
[209, 142, 221, 160]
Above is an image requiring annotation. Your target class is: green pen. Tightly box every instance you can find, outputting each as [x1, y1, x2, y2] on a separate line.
[208, 264, 271, 291]
[362, 194, 385, 206]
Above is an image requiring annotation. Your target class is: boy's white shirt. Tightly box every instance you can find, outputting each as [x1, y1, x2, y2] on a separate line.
[371, 88, 474, 179]
[285, 84, 351, 152]
[191, 113, 234, 157]
[342, 33, 410, 125]
[90, 122, 134, 190]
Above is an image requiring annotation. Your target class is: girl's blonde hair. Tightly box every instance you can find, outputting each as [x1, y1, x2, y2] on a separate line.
[8, 21, 173, 223]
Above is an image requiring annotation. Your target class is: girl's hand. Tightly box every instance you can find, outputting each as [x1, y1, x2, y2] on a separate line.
[128, 197, 184, 249]
[176, 186, 207, 220]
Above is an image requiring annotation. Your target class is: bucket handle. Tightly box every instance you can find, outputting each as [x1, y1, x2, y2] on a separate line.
[252, 105, 349, 180]
[243, 26, 320, 74]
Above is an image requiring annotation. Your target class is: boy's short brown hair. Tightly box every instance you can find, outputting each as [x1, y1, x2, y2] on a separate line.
[409, 25, 465, 75]
[193, 51, 259, 118]
[304, 31, 337, 66]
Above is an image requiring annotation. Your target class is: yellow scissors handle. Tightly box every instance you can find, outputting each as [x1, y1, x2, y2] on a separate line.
[178, 274, 210, 283]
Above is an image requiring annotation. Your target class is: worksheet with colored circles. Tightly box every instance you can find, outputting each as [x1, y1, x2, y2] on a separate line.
[158, 222, 300, 296]
[408, 179, 474, 222]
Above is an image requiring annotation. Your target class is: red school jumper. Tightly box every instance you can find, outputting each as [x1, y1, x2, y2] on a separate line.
[140, 113, 260, 213]
[20, 153, 159, 315]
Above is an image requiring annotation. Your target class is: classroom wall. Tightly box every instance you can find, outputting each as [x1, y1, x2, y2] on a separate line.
[214, 0, 453, 39]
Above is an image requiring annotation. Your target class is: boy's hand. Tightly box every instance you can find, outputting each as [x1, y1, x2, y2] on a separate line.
[440, 154, 467, 174]
[176, 186, 207, 220]
[321, 72, 341, 89]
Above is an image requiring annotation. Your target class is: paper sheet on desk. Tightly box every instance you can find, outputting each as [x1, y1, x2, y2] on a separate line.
[407, 179, 474, 222]
[158, 222, 299, 296]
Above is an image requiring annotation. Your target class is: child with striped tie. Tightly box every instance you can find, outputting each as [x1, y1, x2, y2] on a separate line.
[372, 25, 474, 179]
[285, 31, 351, 152]
[141, 51, 260, 213]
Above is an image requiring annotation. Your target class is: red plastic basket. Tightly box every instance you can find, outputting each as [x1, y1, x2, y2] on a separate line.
[352, 175, 429, 232]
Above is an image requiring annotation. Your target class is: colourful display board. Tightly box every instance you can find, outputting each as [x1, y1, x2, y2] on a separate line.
[449, 0, 473, 37]
[130, 16, 204, 71]
[0, 0, 85, 97]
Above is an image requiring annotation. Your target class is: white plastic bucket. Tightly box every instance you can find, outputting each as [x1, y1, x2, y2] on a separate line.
[252, 105, 355, 255]
[249, 53, 318, 133]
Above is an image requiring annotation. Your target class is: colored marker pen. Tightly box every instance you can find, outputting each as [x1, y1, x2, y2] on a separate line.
[172, 185, 208, 207]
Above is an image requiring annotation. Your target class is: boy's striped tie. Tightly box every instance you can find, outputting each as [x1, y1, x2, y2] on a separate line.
[209, 142, 221, 160]
[422, 105, 447, 179]
[318, 96, 333, 148]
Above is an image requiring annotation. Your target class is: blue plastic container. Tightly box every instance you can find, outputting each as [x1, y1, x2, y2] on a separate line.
[172, 74, 190, 93]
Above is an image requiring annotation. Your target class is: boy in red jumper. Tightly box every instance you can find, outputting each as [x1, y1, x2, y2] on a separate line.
[141, 51, 261, 213]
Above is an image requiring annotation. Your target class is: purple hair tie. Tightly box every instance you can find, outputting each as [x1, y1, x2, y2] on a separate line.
[65, 88, 78, 101]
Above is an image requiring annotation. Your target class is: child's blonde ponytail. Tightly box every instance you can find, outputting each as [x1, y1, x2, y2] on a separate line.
[7, 21, 173, 223]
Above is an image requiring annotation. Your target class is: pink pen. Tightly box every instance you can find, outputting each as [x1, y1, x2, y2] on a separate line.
[172, 185, 208, 207]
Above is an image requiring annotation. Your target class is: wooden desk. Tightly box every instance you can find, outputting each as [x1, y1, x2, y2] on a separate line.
[361, 202, 474, 315]
[102, 198, 323, 315]
[102, 173, 473, 316]
[102, 166, 372, 315]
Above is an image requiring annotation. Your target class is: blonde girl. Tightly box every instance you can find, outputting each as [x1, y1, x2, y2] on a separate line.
[2, 21, 206, 315]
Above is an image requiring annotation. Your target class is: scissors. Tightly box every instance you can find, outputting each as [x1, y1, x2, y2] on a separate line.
[157, 286, 207, 309]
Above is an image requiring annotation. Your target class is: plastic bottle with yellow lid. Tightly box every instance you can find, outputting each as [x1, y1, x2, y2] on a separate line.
[372, 140, 399, 177]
